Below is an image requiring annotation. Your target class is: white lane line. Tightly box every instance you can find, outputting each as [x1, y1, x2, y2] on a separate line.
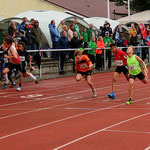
[0, 96, 149, 140]
[145, 146, 150, 150]
[0, 74, 115, 98]
[53, 112, 150, 150]
[0, 86, 150, 120]
[0, 76, 141, 105]
[104, 129, 150, 134]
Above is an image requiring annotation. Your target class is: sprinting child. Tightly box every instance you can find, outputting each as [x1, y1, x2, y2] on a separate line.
[2, 36, 39, 89]
[16, 42, 35, 91]
[126, 46, 149, 104]
[74, 49, 97, 98]
[108, 43, 129, 99]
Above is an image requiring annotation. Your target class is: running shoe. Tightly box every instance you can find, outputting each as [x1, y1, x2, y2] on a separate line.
[35, 76, 39, 84]
[126, 98, 133, 105]
[9, 82, 16, 88]
[93, 90, 97, 98]
[2, 82, 9, 89]
[108, 92, 116, 99]
[17, 86, 21, 91]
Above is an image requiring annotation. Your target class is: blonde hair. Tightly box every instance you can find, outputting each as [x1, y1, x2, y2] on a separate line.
[129, 45, 135, 52]
[74, 49, 83, 56]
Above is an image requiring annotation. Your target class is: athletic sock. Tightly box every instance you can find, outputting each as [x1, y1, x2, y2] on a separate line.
[19, 83, 22, 87]
[29, 73, 36, 80]
[4, 74, 9, 83]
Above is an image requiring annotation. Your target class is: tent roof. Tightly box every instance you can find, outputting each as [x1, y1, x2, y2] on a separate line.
[117, 10, 150, 24]
[84, 17, 119, 31]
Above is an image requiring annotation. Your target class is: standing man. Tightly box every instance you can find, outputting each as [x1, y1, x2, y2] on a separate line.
[103, 31, 114, 68]
[18, 17, 27, 32]
[73, 19, 80, 39]
[87, 24, 97, 42]
[58, 31, 69, 75]
[108, 43, 129, 99]
[49, 20, 60, 59]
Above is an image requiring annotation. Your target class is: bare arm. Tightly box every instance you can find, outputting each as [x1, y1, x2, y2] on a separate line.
[6, 47, 18, 59]
[136, 55, 149, 73]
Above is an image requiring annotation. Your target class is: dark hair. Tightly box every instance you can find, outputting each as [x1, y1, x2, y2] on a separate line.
[4, 36, 13, 44]
[51, 20, 55, 24]
[110, 43, 117, 48]
[18, 42, 25, 48]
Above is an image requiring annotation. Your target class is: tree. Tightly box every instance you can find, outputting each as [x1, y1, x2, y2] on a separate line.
[110, 0, 150, 12]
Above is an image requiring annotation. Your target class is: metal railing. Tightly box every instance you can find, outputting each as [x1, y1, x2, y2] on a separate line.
[26, 46, 150, 77]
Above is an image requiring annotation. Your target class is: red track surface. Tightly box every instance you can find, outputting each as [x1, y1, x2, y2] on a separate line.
[0, 72, 150, 150]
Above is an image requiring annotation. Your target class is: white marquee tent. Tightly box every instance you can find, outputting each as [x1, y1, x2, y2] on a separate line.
[117, 10, 150, 24]
[0, 10, 120, 48]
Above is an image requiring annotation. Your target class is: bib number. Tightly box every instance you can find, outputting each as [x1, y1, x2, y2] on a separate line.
[80, 64, 88, 69]
[20, 56, 25, 62]
[116, 60, 123, 66]
[3, 58, 8, 63]
[129, 65, 137, 71]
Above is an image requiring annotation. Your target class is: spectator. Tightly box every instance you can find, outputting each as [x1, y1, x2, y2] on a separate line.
[81, 27, 88, 49]
[114, 27, 120, 42]
[48, 20, 60, 48]
[23, 23, 33, 50]
[73, 19, 80, 39]
[118, 24, 123, 33]
[18, 17, 27, 32]
[129, 23, 137, 40]
[29, 18, 34, 28]
[136, 34, 144, 57]
[48, 20, 60, 59]
[58, 20, 65, 33]
[101, 22, 112, 37]
[31, 20, 43, 51]
[0, 30, 5, 45]
[8, 21, 16, 36]
[115, 31, 124, 47]
[103, 31, 114, 68]
[58, 30, 69, 75]
[88, 36, 97, 64]
[68, 24, 74, 42]
[146, 25, 150, 42]
[70, 31, 83, 72]
[130, 32, 138, 46]
[87, 24, 97, 42]
[96, 36, 105, 70]
[63, 25, 68, 38]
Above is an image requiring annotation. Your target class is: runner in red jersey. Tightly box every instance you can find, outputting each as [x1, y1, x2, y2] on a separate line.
[2, 36, 39, 89]
[108, 43, 129, 99]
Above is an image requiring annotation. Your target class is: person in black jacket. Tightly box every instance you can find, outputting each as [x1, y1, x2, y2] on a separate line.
[130, 32, 138, 46]
[58, 31, 69, 74]
[8, 21, 16, 36]
[70, 32, 83, 72]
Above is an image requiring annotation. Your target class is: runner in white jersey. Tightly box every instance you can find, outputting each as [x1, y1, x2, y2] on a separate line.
[2, 36, 39, 89]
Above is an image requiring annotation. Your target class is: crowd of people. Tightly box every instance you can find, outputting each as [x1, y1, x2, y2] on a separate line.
[0, 17, 150, 84]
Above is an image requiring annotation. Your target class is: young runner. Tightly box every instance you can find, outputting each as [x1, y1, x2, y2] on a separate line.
[74, 49, 97, 98]
[1, 44, 16, 88]
[16, 42, 35, 91]
[108, 43, 129, 99]
[126, 46, 148, 104]
[2, 36, 39, 89]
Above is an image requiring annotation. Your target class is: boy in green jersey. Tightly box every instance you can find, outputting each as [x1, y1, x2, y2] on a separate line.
[126, 46, 149, 104]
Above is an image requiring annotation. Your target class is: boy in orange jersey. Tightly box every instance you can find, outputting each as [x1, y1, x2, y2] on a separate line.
[74, 49, 97, 98]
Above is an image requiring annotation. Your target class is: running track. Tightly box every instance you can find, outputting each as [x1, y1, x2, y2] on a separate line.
[0, 71, 150, 150]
